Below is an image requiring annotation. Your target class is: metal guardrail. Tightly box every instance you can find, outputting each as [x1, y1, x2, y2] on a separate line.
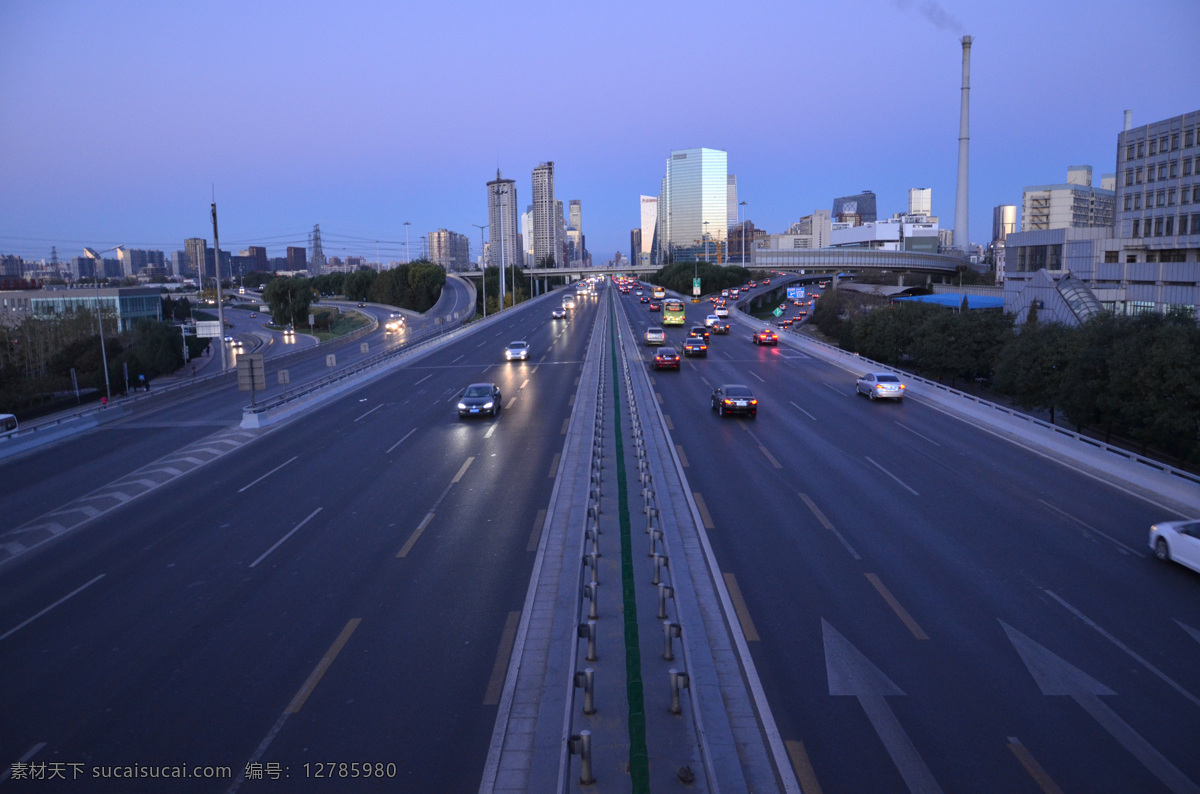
[733, 306, 1200, 489]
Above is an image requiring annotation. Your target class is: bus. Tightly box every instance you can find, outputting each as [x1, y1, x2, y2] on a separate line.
[652, 286, 666, 300]
[662, 298, 686, 325]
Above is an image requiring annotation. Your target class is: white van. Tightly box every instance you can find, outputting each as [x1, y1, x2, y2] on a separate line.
[0, 413, 18, 436]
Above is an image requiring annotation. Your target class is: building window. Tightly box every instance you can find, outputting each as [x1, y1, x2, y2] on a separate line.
[1134, 193, 1142, 209]
[1161, 136, 1169, 151]
[1126, 144, 1135, 160]
[1124, 195, 1133, 210]
[1166, 216, 1174, 236]
[1155, 217, 1164, 236]
[1187, 129, 1195, 148]
[1194, 214, 1200, 234]
[1104, 250, 1119, 263]
[1137, 142, 1145, 157]
[1186, 159, 1194, 177]
[1168, 190, 1176, 206]
[1131, 219, 1140, 237]
[1170, 161, 1178, 178]
[1136, 167, 1143, 184]
[1158, 190, 1166, 207]
[1171, 133, 1179, 150]
[1147, 251, 1158, 263]
[1186, 189, 1193, 205]
[1125, 169, 1134, 186]
[1127, 254, 1138, 263]
[1149, 140, 1157, 155]
[1159, 164, 1168, 180]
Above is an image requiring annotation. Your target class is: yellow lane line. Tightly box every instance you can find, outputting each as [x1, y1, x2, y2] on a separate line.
[675, 445, 690, 468]
[452, 456, 475, 483]
[663, 414, 674, 430]
[759, 445, 783, 469]
[722, 573, 760, 641]
[548, 453, 561, 478]
[397, 512, 434, 558]
[785, 740, 824, 794]
[483, 611, 522, 705]
[693, 492, 715, 529]
[865, 573, 929, 640]
[527, 509, 547, 552]
[286, 619, 362, 713]
[1007, 737, 1064, 794]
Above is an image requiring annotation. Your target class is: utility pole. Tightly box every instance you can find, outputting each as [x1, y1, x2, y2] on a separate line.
[471, 223, 488, 319]
[404, 221, 411, 263]
[212, 200, 228, 372]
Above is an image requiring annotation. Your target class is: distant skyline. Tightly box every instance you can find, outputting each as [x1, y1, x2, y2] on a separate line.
[1, 0, 1196, 265]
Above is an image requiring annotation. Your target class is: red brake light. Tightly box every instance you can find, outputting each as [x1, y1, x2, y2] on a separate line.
[750, 399, 758, 405]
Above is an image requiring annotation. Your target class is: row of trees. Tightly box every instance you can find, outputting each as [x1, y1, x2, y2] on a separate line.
[653, 262, 754, 295]
[260, 263, 447, 328]
[0, 308, 205, 416]
[810, 290, 1200, 463]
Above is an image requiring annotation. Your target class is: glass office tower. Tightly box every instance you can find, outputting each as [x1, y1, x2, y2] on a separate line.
[651, 147, 728, 263]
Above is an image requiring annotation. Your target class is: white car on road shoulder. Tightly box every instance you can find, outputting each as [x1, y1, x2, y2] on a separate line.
[1151, 519, 1200, 573]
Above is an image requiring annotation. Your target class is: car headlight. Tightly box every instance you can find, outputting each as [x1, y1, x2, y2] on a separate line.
[458, 402, 468, 410]
[483, 401, 494, 409]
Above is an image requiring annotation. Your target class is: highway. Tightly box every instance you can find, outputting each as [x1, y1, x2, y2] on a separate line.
[614, 286, 1200, 793]
[2, 273, 1198, 793]
[0, 278, 594, 792]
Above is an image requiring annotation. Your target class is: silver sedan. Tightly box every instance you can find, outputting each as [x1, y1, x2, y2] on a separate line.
[856, 372, 906, 401]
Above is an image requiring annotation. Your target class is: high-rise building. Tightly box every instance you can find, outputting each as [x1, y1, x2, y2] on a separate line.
[569, 200, 582, 234]
[908, 188, 932, 216]
[1021, 167, 1115, 231]
[832, 191, 877, 225]
[532, 162, 557, 267]
[651, 147, 729, 264]
[286, 246, 307, 273]
[727, 175, 738, 232]
[486, 170, 520, 276]
[428, 229, 472, 271]
[992, 205, 1017, 243]
[185, 238, 208, 281]
[639, 196, 657, 266]
[630, 229, 642, 266]
[242, 246, 269, 272]
[521, 206, 535, 269]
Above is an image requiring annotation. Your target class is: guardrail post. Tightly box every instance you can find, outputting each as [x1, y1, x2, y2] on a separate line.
[662, 621, 681, 661]
[583, 552, 599, 584]
[669, 668, 690, 714]
[657, 583, 674, 620]
[578, 619, 598, 662]
[652, 553, 668, 585]
[574, 668, 596, 715]
[584, 581, 599, 620]
[649, 528, 662, 557]
[568, 731, 595, 785]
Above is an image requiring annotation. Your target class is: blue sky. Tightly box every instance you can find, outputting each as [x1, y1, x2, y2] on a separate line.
[1, 0, 1196, 265]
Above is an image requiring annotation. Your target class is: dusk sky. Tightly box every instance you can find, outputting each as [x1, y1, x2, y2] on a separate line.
[2, 0, 1196, 265]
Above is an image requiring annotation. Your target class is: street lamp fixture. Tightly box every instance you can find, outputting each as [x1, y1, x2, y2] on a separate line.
[82, 245, 122, 403]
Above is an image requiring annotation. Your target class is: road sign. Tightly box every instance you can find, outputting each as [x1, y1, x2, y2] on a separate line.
[787, 287, 806, 300]
[692, 277, 701, 296]
[773, 307, 783, 317]
[195, 321, 222, 338]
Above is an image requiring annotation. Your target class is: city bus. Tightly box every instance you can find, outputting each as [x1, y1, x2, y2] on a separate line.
[652, 286, 666, 300]
[662, 298, 686, 325]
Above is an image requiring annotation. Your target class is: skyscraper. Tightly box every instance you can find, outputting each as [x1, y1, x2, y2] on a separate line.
[428, 229, 472, 270]
[832, 191, 877, 225]
[532, 162, 557, 267]
[639, 196, 657, 266]
[185, 238, 208, 281]
[908, 188, 932, 216]
[727, 174, 738, 232]
[486, 170, 520, 270]
[569, 200, 582, 234]
[651, 147, 728, 264]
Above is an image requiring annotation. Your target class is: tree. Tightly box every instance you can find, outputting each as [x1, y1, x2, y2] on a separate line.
[537, 255, 556, 268]
[263, 276, 313, 328]
[993, 320, 1068, 423]
[406, 262, 446, 313]
[343, 269, 377, 302]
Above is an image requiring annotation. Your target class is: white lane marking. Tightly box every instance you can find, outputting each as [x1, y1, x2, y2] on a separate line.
[790, 401, 817, 421]
[1044, 590, 1200, 709]
[484, 422, 499, 439]
[750, 371, 766, 383]
[865, 456, 920, 496]
[476, 340, 489, 348]
[506, 397, 517, 409]
[452, 457, 475, 483]
[354, 403, 383, 422]
[0, 575, 106, 643]
[414, 374, 432, 385]
[800, 493, 860, 559]
[1038, 499, 1145, 557]
[520, 379, 529, 389]
[386, 428, 416, 454]
[452, 354, 464, 363]
[250, 508, 323, 568]
[894, 421, 941, 447]
[0, 743, 47, 784]
[824, 383, 847, 397]
[238, 456, 299, 494]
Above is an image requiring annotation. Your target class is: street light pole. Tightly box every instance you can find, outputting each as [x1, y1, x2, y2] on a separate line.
[404, 221, 411, 263]
[82, 246, 120, 403]
[471, 223, 488, 319]
[703, 220, 709, 262]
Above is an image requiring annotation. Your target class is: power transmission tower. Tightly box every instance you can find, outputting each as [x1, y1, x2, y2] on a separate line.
[309, 224, 326, 275]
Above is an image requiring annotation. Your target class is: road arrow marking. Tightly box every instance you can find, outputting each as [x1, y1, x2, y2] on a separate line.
[822, 619, 943, 794]
[1000, 621, 1200, 794]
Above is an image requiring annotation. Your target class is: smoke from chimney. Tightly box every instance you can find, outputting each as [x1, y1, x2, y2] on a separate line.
[892, 1, 965, 34]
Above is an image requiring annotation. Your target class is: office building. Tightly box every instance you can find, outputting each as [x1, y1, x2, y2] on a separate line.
[832, 190, 877, 225]
[241, 246, 269, 273]
[428, 229, 472, 271]
[650, 147, 728, 264]
[639, 196, 657, 266]
[532, 162, 557, 267]
[630, 229, 641, 266]
[487, 170, 520, 273]
[727, 175, 738, 232]
[908, 188, 932, 216]
[569, 200, 582, 235]
[286, 246, 307, 273]
[521, 207, 534, 269]
[1021, 167, 1115, 231]
[993, 205, 1018, 243]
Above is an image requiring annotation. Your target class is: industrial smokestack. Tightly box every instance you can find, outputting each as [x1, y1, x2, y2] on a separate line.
[953, 35, 972, 254]
[1124, 110, 1132, 132]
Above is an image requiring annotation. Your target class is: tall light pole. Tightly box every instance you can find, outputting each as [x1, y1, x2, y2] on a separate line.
[82, 245, 122, 403]
[404, 221, 411, 263]
[471, 223, 488, 319]
[739, 201, 748, 265]
[703, 220, 710, 262]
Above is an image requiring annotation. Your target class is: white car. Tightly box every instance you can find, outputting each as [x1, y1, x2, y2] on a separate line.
[505, 340, 530, 361]
[714, 306, 729, 318]
[551, 308, 567, 319]
[704, 314, 720, 327]
[856, 372, 905, 401]
[644, 327, 666, 346]
[562, 296, 576, 310]
[1150, 519, 1200, 573]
